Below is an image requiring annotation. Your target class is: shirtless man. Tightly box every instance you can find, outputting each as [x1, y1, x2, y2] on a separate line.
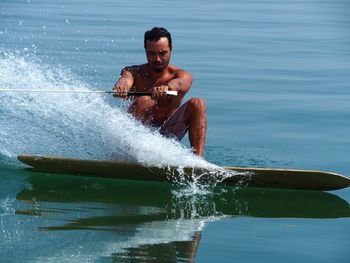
[113, 27, 206, 156]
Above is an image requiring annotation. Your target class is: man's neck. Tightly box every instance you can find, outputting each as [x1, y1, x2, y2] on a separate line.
[147, 65, 168, 79]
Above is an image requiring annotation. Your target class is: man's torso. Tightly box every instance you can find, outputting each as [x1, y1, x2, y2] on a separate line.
[127, 64, 186, 125]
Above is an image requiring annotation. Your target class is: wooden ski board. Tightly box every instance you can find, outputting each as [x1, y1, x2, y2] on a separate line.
[17, 155, 350, 191]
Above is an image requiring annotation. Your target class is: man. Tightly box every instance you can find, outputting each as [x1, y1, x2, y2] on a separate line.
[113, 27, 206, 156]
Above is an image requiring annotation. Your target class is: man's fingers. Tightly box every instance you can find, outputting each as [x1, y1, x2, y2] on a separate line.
[153, 85, 169, 98]
[113, 86, 129, 99]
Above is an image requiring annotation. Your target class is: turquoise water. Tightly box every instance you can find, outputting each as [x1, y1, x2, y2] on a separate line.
[1, 0, 350, 262]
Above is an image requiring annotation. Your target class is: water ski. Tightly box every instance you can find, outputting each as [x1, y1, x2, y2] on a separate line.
[17, 155, 350, 191]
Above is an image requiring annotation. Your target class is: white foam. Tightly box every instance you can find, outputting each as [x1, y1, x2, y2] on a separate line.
[0, 50, 241, 193]
[0, 51, 212, 166]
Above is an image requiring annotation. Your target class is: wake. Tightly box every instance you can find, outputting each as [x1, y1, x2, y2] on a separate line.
[0, 51, 241, 194]
[0, 51, 211, 167]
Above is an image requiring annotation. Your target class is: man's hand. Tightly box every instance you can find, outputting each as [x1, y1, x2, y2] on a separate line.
[113, 69, 134, 100]
[113, 79, 130, 100]
[152, 84, 170, 99]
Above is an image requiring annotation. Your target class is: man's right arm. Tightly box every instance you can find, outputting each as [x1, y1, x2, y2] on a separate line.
[112, 67, 134, 99]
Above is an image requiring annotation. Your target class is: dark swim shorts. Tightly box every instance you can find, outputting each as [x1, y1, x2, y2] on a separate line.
[159, 102, 189, 140]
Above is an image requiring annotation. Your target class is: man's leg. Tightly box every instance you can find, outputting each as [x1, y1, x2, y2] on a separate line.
[159, 98, 207, 156]
[184, 98, 207, 156]
[127, 96, 155, 123]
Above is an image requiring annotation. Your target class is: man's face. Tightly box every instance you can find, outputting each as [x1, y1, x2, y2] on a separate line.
[145, 37, 171, 73]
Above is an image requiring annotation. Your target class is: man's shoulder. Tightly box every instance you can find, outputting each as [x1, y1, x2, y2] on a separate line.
[122, 64, 145, 73]
[121, 64, 148, 79]
[168, 64, 189, 74]
[169, 65, 192, 79]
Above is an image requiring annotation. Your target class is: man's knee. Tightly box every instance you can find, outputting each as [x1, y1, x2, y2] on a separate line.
[128, 96, 153, 117]
[188, 98, 206, 113]
[134, 96, 153, 105]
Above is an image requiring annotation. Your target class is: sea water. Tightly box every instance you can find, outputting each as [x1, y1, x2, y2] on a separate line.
[1, 0, 350, 262]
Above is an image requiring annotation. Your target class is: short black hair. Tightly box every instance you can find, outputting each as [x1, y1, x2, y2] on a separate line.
[144, 27, 172, 50]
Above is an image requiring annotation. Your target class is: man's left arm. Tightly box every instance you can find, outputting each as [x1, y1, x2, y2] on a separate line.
[153, 70, 193, 98]
[167, 70, 193, 95]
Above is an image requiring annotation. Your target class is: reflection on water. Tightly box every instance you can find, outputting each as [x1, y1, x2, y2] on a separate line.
[111, 233, 201, 263]
[14, 171, 350, 262]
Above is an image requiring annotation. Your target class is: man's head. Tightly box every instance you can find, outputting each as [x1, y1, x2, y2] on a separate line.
[144, 27, 172, 73]
[144, 27, 172, 50]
